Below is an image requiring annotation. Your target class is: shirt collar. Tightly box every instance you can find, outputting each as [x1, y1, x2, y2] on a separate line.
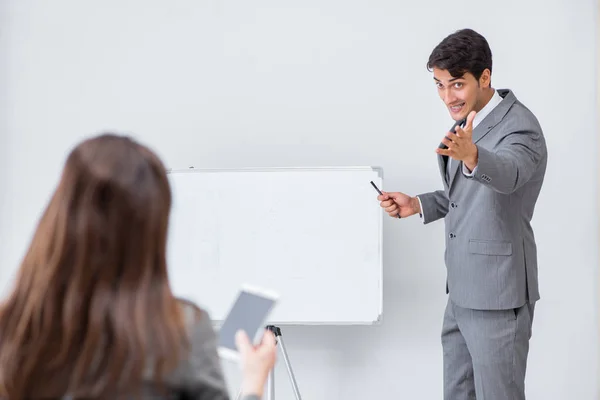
[473, 89, 503, 128]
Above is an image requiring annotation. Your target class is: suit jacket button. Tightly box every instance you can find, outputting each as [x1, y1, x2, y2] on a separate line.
[450, 202, 456, 208]
[449, 233, 456, 239]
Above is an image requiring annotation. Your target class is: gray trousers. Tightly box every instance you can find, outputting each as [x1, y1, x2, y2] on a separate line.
[442, 299, 535, 400]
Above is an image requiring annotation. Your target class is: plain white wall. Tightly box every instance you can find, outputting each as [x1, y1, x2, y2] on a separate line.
[0, 0, 597, 398]
[0, 0, 8, 283]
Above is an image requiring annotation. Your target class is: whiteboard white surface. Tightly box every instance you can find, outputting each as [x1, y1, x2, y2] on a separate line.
[166, 166, 383, 324]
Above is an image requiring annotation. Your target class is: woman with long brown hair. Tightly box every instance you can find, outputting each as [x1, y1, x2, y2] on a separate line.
[0, 133, 275, 399]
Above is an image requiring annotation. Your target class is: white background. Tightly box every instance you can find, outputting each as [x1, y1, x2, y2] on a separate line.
[0, 0, 597, 398]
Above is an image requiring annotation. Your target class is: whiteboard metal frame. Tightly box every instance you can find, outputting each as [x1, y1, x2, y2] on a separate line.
[596, 0, 600, 395]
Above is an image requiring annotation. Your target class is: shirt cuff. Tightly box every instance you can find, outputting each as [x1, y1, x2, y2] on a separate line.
[416, 196, 424, 223]
[461, 161, 477, 177]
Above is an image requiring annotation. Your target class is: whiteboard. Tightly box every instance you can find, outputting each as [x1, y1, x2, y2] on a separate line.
[166, 166, 383, 325]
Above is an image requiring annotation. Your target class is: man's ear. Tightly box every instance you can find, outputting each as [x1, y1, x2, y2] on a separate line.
[479, 69, 491, 88]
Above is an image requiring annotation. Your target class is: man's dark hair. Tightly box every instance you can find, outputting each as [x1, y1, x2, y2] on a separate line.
[427, 28, 493, 81]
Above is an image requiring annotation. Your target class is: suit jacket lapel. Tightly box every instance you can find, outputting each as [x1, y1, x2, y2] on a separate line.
[438, 154, 449, 189]
[447, 156, 461, 188]
[472, 89, 515, 144]
[439, 118, 466, 189]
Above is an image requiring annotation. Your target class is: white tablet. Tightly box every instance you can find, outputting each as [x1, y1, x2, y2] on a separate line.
[217, 284, 279, 360]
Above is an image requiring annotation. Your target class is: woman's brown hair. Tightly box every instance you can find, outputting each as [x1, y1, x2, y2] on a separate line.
[0, 134, 188, 398]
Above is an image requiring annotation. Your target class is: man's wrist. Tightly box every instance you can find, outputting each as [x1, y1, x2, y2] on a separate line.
[410, 196, 421, 215]
[464, 144, 478, 171]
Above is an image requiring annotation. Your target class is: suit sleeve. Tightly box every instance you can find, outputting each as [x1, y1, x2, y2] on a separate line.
[416, 190, 449, 224]
[466, 127, 546, 194]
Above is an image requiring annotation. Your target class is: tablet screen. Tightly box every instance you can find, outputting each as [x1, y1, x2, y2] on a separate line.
[218, 288, 277, 354]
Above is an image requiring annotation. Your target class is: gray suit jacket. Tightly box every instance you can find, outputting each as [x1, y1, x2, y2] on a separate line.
[417, 89, 547, 310]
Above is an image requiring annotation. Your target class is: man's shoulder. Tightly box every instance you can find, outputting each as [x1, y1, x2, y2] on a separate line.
[499, 89, 543, 134]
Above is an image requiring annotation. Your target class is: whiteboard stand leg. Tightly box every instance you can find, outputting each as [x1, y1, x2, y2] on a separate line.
[269, 325, 302, 400]
[236, 325, 302, 400]
[266, 360, 275, 400]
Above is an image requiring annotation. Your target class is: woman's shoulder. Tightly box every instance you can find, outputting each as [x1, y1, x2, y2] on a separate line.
[175, 297, 215, 338]
[176, 297, 208, 322]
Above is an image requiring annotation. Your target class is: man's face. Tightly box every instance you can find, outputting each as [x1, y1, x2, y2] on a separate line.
[433, 67, 490, 121]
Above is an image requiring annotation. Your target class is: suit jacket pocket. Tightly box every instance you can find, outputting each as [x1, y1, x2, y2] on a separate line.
[468, 239, 513, 256]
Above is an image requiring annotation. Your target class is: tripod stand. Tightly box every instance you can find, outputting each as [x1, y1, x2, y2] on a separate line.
[235, 325, 302, 400]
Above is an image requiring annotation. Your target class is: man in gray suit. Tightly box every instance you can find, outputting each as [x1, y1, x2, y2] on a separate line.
[378, 29, 547, 399]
